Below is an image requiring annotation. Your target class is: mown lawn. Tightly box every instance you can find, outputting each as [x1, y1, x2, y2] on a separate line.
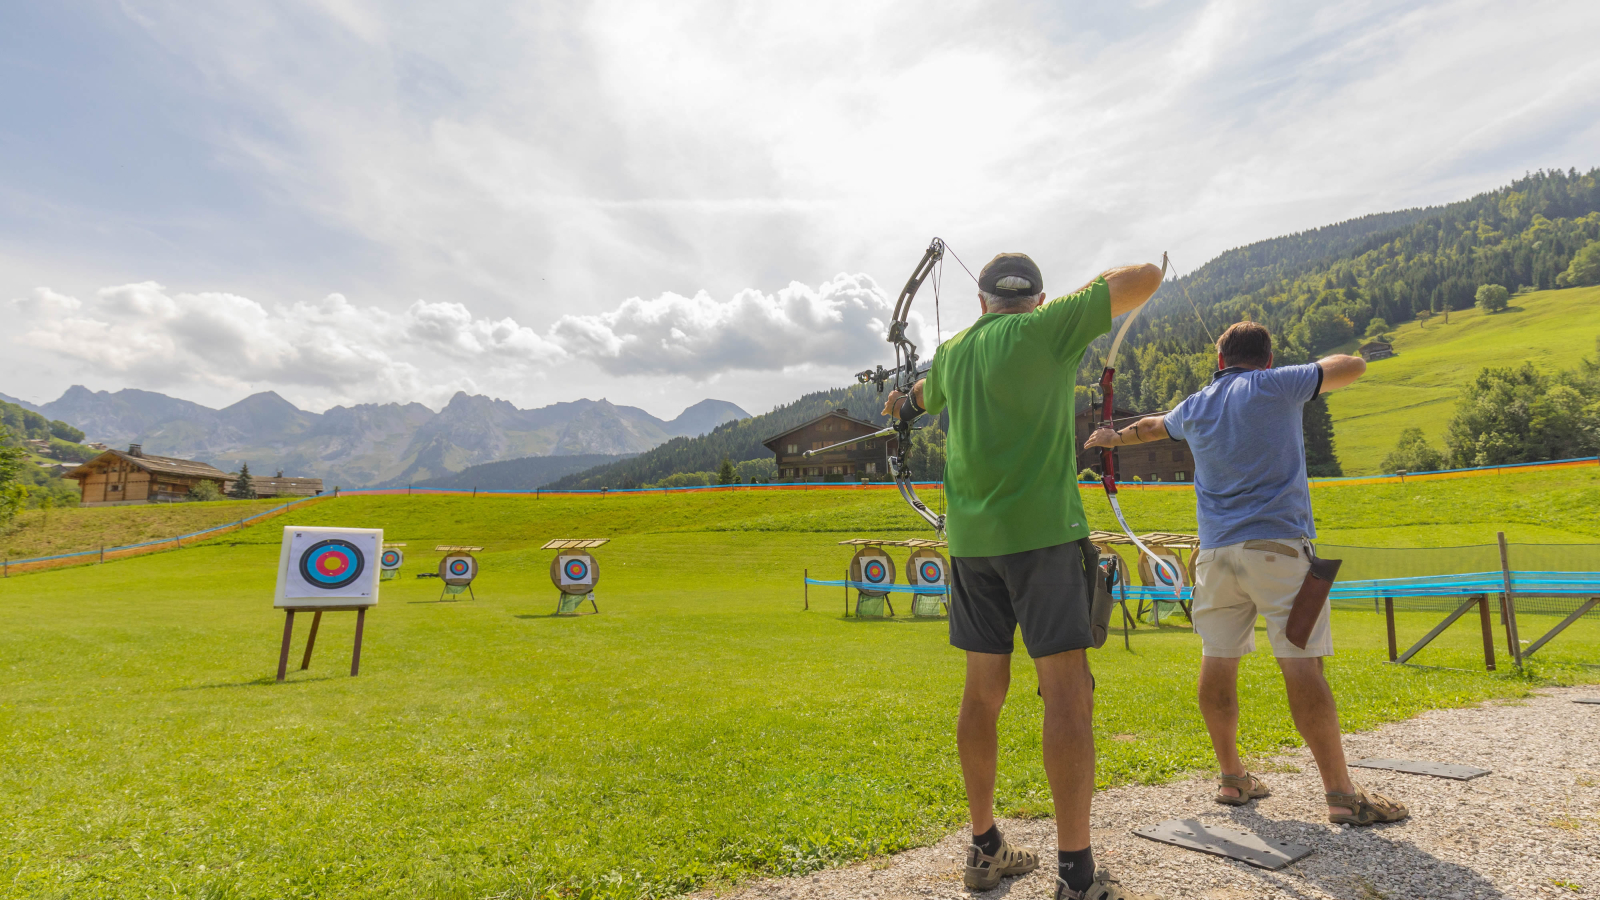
[1324, 283, 1600, 475]
[1, 497, 288, 561]
[2, 479, 1598, 899]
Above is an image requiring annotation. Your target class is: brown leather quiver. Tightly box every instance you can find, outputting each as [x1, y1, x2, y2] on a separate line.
[1286, 551, 1342, 649]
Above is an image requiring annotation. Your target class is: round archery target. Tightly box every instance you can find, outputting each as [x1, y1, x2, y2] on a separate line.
[848, 548, 896, 587]
[439, 554, 478, 586]
[551, 550, 600, 593]
[1140, 550, 1187, 589]
[298, 539, 365, 590]
[906, 548, 947, 587]
[380, 548, 404, 570]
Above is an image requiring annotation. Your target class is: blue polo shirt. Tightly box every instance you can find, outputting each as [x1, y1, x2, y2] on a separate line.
[1163, 364, 1324, 549]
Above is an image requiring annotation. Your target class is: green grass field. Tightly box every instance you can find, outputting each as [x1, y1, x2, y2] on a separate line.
[1326, 284, 1600, 475]
[3, 477, 1598, 899]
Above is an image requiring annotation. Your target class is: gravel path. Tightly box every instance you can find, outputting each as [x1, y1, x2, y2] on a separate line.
[697, 687, 1600, 900]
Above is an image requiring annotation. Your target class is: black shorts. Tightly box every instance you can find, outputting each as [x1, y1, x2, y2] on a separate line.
[948, 541, 1093, 658]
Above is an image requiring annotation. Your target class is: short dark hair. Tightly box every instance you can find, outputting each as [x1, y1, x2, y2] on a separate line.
[1217, 321, 1272, 368]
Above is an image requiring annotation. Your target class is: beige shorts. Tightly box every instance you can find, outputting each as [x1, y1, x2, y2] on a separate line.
[1192, 538, 1333, 658]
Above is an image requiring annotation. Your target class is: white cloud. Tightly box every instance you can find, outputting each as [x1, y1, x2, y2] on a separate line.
[551, 272, 937, 378]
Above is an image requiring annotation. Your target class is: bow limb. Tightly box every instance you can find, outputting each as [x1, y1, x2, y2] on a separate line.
[1097, 252, 1181, 596]
[858, 237, 947, 536]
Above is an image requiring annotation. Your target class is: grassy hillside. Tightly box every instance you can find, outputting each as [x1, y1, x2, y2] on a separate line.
[1326, 284, 1600, 474]
[3, 480, 1595, 899]
[1, 498, 289, 561]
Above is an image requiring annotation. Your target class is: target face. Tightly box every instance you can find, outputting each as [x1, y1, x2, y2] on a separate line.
[380, 548, 403, 570]
[918, 559, 943, 583]
[1150, 552, 1186, 588]
[277, 527, 381, 606]
[439, 554, 478, 586]
[863, 559, 888, 583]
[298, 539, 365, 590]
[552, 552, 599, 592]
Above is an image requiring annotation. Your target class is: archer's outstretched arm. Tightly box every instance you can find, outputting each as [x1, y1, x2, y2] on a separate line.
[1316, 354, 1366, 392]
[1083, 414, 1169, 449]
[1070, 264, 1163, 317]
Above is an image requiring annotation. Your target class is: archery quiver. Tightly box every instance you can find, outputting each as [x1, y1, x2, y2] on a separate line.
[1079, 538, 1116, 650]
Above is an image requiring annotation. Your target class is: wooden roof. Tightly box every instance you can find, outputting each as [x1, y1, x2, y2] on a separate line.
[435, 545, 485, 552]
[541, 539, 609, 549]
[762, 409, 886, 448]
[64, 448, 230, 483]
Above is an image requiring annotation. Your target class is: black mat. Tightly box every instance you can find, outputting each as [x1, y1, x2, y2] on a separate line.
[1351, 758, 1490, 780]
[1132, 819, 1313, 870]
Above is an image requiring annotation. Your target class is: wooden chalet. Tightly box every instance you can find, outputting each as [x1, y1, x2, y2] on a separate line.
[1358, 340, 1395, 361]
[66, 444, 231, 506]
[763, 409, 898, 482]
[1074, 406, 1195, 484]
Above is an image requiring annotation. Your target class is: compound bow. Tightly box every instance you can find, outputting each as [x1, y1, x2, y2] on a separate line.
[1097, 252, 1183, 595]
[805, 237, 947, 535]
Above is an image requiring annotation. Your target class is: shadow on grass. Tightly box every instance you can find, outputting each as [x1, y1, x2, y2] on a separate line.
[513, 613, 598, 620]
[180, 673, 344, 690]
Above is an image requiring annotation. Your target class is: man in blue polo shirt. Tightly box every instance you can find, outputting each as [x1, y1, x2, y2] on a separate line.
[1084, 321, 1408, 828]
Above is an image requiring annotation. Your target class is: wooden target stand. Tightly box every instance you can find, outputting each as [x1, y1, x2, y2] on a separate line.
[545, 539, 607, 615]
[902, 539, 950, 618]
[435, 545, 483, 601]
[839, 539, 898, 618]
[1090, 530, 1196, 623]
[273, 526, 382, 683]
[277, 606, 368, 682]
[379, 542, 405, 581]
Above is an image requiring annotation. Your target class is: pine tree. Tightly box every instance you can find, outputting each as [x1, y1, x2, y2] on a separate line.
[230, 462, 257, 499]
[716, 456, 737, 485]
[1302, 395, 1343, 477]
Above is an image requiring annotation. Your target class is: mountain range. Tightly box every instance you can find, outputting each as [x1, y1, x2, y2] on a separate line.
[3, 386, 746, 488]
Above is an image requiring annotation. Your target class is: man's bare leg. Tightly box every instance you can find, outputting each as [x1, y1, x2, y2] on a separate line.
[1034, 649, 1095, 852]
[1277, 656, 1356, 815]
[958, 651, 1011, 835]
[1198, 655, 1248, 798]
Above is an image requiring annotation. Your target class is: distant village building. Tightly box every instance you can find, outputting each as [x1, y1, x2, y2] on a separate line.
[1358, 340, 1395, 361]
[1074, 406, 1196, 484]
[67, 444, 233, 505]
[245, 474, 326, 498]
[763, 409, 898, 482]
[65, 444, 323, 506]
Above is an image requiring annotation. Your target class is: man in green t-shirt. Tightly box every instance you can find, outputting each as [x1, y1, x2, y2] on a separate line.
[884, 252, 1163, 900]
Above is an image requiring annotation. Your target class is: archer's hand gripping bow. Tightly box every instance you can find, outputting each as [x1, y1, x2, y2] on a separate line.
[1098, 252, 1183, 597]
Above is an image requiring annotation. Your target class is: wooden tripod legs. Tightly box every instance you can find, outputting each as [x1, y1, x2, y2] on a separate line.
[276, 607, 367, 682]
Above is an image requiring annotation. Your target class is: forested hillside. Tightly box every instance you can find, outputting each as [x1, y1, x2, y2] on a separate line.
[1094, 168, 1600, 414]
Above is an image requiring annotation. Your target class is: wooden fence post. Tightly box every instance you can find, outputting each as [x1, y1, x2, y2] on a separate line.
[1477, 594, 1496, 671]
[804, 569, 809, 610]
[100, 545, 105, 563]
[1497, 532, 1522, 669]
[1384, 597, 1397, 661]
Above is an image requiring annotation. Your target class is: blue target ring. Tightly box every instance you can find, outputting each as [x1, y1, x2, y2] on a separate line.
[299, 539, 365, 590]
[564, 559, 589, 580]
[919, 560, 942, 583]
[863, 560, 887, 583]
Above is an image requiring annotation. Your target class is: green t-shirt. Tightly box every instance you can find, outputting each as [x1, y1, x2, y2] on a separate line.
[922, 278, 1112, 557]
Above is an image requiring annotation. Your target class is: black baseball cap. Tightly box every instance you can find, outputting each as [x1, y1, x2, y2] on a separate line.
[978, 253, 1043, 298]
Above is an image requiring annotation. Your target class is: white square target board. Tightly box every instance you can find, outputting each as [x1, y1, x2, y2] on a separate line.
[274, 526, 383, 607]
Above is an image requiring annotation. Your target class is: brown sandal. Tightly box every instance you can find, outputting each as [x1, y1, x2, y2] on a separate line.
[1214, 772, 1271, 806]
[1326, 783, 1409, 826]
[964, 839, 1039, 890]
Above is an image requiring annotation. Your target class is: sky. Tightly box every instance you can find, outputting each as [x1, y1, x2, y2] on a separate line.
[3, 0, 1598, 419]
